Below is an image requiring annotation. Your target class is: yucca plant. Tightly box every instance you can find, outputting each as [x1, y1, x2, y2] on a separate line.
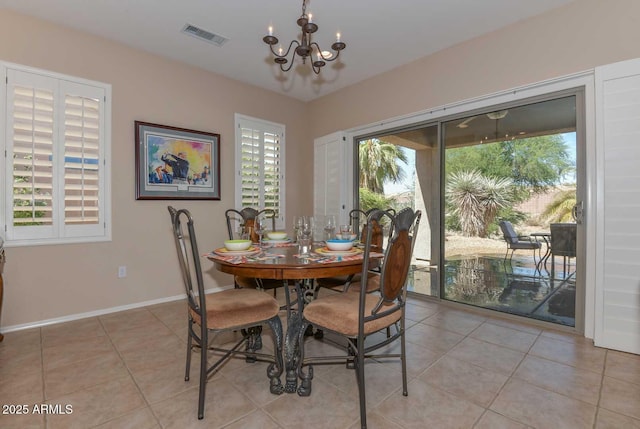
[446, 170, 514, 237]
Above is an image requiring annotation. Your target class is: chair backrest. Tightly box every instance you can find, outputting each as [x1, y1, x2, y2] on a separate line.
[225, 208, 276, 242]
[499, 221, 519, 244]
[350, 207, 395, 252]
[168, 206, 206, 327]
[550, 223, 576, 257]
[359, 207, 421, 321]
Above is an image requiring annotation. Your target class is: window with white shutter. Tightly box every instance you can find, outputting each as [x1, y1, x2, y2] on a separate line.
[1, 63, 111, 246]
[234, 114, 285, 228]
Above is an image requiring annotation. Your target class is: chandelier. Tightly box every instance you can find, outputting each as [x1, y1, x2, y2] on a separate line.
[262, 0, 346, 74]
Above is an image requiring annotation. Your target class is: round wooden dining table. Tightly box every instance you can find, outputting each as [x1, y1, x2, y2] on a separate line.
[208, 242, 379, 393]
[211, 243, 367, 281]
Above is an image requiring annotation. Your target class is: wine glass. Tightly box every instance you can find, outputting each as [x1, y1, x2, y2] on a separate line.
[324, 215, 336, 241]
[254, 218, 265, 248]
[293, 216, 304, 243]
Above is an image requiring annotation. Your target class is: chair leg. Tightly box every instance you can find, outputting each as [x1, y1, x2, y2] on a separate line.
[400, 320, 408, 396]
[197, 327, 208, 420]
[185, 326, 193, 381]
[355, 339, 367, 429]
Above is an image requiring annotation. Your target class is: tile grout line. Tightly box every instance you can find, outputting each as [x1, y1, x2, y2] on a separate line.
[38, 328, 50, 428]
[94, 311, 164, 428]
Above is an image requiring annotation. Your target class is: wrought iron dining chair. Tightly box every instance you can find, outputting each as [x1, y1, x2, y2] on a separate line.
[168, 206, 284, 419]
[225, 207, 276, 244]
[225, 207, 281, 292]
[316, 208, 393, 293]
[499, 220, 541, 265]
[296, 207, 421, 429]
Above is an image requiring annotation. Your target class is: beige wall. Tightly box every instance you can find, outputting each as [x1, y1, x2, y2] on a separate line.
[309, 0, 640, 136]
[3, 0, 640, 330]
[0, 9, 312, 328]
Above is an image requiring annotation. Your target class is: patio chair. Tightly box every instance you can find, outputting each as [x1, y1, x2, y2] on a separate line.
[167, 206, 284, 419]
[499, 220, 541, 265]
[549, 223, 577, 278]
[296, 207, 421, 429]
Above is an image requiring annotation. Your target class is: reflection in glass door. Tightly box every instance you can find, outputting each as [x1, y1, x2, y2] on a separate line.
[442, 95, 581, 327]
[355, 124, 440, 297]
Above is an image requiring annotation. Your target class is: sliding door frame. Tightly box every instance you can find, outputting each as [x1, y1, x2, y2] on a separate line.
[344, 71, 595, 336]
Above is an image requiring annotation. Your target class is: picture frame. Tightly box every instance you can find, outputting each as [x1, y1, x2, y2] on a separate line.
[135, 121, 220, 200]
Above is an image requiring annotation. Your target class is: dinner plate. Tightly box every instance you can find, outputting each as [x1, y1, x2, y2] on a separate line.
[262, 238, 291, 244]
[213, 247, 261, 256]
[314, 247, 363, 257]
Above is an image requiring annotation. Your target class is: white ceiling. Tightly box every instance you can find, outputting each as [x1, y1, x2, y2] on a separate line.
[0, 0, 575, 102]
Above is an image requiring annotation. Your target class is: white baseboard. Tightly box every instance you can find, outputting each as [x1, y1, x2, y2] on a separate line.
[0, 285, 230, 334]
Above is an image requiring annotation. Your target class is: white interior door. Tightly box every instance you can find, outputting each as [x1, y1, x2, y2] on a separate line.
[594, 58, 640, 354]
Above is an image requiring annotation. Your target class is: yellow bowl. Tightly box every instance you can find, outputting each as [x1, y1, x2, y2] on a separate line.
[267, 231, 287, 240]
[224, 239, 252, 251]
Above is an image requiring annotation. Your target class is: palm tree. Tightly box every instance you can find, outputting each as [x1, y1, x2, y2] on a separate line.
[359, 139, 408, 194]
[542, 188, 576, 223]
[446, 170, 514, 237]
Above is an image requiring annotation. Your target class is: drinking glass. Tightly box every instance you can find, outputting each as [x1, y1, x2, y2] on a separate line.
[300, 216, 312, 239]
[339, 224, 352, 239]
[297, 216, 314, 256]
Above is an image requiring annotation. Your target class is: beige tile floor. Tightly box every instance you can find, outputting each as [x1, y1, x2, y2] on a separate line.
[1, 295, 639, 429]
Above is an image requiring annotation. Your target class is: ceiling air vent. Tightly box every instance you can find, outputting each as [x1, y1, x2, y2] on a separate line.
[181, 24, 229, 47]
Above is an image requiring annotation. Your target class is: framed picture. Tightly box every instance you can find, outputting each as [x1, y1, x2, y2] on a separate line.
[135, 121, 220, 200]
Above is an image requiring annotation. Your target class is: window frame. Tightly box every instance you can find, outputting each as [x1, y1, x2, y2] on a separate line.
[0, 61, 112, 247]
[234, 114, 285, 230]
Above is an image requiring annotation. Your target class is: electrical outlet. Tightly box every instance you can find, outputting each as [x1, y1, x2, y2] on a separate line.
[118, 266, 127, 278]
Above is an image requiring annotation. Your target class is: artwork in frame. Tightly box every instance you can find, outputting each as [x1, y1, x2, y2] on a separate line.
[135, 121, 220, 200]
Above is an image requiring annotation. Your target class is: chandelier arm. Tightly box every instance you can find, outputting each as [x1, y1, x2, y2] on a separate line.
[310, 42, 342, 62]
[269, 39, 300, 59]
[278, 55, 299, 72]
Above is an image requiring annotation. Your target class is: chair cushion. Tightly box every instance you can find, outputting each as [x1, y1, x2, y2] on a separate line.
[190, 288, 279, 330]
[510, 241, 541, 250]
[303, 292, 401, 337]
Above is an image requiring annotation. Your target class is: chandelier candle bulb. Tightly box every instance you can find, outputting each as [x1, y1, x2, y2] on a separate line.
[268, 26, 273, 36]
[336, 32, 341, 42]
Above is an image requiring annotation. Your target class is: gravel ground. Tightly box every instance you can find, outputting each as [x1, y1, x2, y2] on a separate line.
[444, 225, 547, 257]
[444, 233, 506, 257]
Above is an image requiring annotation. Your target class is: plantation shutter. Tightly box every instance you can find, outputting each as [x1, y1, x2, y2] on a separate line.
[594, 58, 640, 354]
[62, 82, 102, 234]
[235, 115, 285, 228]
[4, 68, 106, 243]
[7, 71, 57, 240]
